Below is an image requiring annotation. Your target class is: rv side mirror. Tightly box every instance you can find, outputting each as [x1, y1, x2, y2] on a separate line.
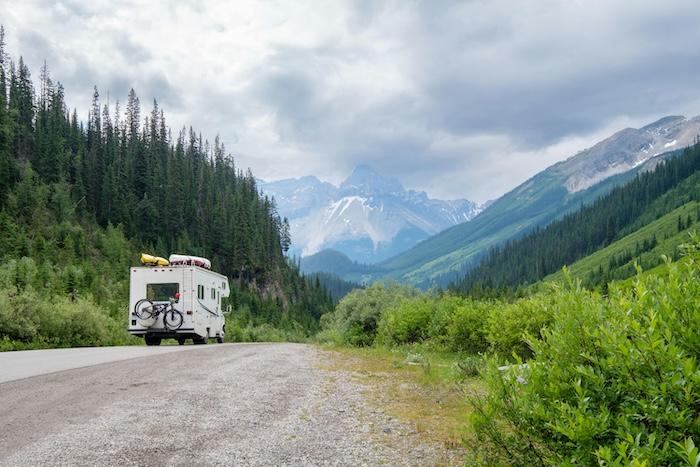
[224, 305, 232, 315]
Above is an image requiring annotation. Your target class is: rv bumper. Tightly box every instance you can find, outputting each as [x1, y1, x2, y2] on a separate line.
[128, 328, 195, 335]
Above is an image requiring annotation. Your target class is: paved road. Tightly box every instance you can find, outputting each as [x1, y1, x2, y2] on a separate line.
[0, 343, 455, 466]
[0, 345, 207, 383]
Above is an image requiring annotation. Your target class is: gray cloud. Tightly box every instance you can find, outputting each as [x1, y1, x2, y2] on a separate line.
[115, 35, 152, 64]
[2, 0, 700, 202]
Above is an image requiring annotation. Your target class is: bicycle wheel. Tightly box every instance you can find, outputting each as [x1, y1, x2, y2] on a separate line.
[163, 309, 184, 330]
[134, 299, 156, 319]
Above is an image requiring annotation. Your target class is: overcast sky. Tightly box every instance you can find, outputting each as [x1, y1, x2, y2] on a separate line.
[3, 0, 700, 202]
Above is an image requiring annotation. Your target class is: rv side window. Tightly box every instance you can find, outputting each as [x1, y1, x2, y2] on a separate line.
[211, 288, 216, 300]
[198, 285, 204, 300]
[147, 283, 179, 302]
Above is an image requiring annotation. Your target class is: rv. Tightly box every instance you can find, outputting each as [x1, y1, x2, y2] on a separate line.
[128, 254, 230, 345]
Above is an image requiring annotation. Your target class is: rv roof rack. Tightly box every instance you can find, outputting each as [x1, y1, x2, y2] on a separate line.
[168, 254, 211, 270]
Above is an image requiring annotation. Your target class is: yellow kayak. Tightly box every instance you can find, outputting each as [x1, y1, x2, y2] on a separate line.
[140, 253, 170, 266]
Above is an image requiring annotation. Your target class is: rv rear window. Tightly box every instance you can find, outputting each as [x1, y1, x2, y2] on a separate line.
[147, 283, 179, 302]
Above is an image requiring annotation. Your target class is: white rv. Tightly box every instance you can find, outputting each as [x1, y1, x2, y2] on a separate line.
[128, 254, 230, 345]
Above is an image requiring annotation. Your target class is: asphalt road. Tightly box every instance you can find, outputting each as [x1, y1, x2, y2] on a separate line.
[0, 343, 454, 466]
[0, 345, 205, 383]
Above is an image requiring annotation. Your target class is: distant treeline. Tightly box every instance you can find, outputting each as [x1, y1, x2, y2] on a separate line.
[306, 272, 362, 302]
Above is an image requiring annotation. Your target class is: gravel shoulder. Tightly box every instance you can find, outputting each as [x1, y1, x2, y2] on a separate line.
[0, 343, 458, 466]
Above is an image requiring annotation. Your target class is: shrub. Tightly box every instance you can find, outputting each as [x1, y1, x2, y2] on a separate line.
[470, 259, 700, 465]
[0, 285, 134, 349]
[377, 297, 433, 345]
[453, 355, 484, 379]
[374, 293, 493, 353]
[485, 290, 557, 360]
[320, 282, 417, 346]
[443, 297, 492, 354]
[0, 288, 39, 342]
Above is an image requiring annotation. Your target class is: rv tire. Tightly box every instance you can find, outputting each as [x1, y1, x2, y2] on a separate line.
[145, 335, 162, 346]
[194, 335, 208, 345]
[177, 338, 186, 345]
[216, 334, 224, 344]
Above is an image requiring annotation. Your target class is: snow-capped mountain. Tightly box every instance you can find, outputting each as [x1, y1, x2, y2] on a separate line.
[561, 116, 700, 192]
[260, 165, 482, 263]
[378, 115, 700, 287]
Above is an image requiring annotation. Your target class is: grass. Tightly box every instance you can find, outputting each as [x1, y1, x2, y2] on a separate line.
[318, 344, 481, 458]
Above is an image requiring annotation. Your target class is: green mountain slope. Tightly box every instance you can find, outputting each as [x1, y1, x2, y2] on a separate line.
[545, 201, 699, 287]
[378, 117, 700, 287]
[305, 272, 362, 301]
[451, 142, 700, 293]
[300, 249, 383, 283]
[378, 153, 668, 286]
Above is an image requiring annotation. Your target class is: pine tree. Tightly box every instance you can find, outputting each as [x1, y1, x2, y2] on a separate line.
[9, 57, 34, 161]
[0, 29, 333, 336]
[0, 27, 14, 199]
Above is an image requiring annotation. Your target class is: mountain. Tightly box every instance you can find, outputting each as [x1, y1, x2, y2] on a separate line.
[377, 115, 700, 287]
[260, 165, 482, 263]
[545, 200, 699, 288]
[299, 249, 383, 282]
[451, 141, 700, 293]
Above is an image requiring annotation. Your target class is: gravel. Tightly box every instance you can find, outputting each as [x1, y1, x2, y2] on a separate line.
[0, 343, 458, 466]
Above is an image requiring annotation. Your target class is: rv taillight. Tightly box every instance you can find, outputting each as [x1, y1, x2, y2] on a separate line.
[186, 310, 193, 315]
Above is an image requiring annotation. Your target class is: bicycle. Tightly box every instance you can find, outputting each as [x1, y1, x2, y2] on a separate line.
[134, 297, 184, 330]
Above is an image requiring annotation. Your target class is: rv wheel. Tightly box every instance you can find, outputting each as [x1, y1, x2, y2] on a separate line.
[216, 334, 224, 344]
[145, 335, 161, 346]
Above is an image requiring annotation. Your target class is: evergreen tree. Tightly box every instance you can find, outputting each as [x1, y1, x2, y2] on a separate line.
[0, 27, 333, 337]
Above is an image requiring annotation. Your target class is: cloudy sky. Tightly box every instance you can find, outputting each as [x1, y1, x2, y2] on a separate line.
[3, 0, 700, 202]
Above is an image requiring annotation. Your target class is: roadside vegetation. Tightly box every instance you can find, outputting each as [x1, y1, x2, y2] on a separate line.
[318, 238, 700, 465]
[321, 345, 474, 457]
[0, 28, 332, 350]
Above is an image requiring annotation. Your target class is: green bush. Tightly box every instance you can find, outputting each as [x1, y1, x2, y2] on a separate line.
[470, 259, 700, 465]
[377, 297, 433, 345]
[0, 284, 134, 349]
[485, 291, 557, 360]
[320, 282, 417, 346]
[376, 294, 493, 353]
[453, 354, 484, 379]
[442, 297, 492, 354]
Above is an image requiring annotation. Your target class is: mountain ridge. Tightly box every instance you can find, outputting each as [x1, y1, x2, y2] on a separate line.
[375, 115, 700, 286]
[260, 166, 482, 263]
[451, 141, 700, 293]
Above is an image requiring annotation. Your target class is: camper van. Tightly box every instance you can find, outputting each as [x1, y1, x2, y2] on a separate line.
[128, 254, 230, 345]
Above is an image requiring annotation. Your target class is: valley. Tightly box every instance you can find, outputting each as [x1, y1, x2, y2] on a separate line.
[2, 3, 700, 465]
[290, 116, 700, 288]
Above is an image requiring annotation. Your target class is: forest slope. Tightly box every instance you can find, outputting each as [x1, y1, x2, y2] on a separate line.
[378, 117, 699, 287]
[451, 142, 700, 293]
[0, 29, 331, 349]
